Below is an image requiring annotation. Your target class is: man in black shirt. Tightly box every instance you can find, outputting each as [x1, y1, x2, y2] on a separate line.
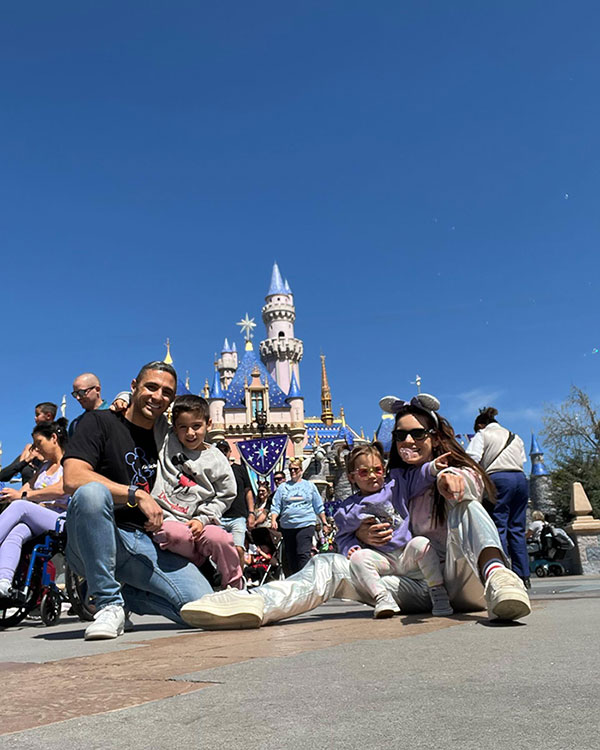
[63, 361, 213, 640]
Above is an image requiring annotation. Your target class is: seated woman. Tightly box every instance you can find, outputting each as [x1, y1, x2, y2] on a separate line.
[0, 419, 69, 597]
[180, 394, 531, 629]
[250, 480, 282, 559]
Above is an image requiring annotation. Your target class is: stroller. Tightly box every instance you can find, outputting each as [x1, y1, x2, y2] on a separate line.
[0, 517, 94, 628]
[528, 523, 574, 578]
[244, 526, 284, 586]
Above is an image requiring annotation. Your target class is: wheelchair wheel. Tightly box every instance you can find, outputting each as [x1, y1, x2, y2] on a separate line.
[0, 579, 41, 629]
[40, 588, 62, 626]
[65, 565, 94, 621]
[535, 566, 546, 577]
[549, 564, 564, 577]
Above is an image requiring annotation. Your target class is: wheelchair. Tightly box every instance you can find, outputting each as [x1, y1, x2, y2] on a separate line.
[0, 518, 94, 629]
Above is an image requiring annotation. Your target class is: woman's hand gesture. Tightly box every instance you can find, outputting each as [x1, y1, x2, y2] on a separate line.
[437, 471, 465, 502]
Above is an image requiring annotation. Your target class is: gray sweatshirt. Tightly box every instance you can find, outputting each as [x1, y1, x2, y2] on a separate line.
[152, 432, 236, 525]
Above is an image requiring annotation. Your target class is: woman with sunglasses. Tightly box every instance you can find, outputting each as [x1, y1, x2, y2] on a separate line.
[180, 394, 531, 629]
[270, 458, 330, 574]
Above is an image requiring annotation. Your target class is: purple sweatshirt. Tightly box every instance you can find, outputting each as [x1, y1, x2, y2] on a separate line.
[334, 463, 436, 557]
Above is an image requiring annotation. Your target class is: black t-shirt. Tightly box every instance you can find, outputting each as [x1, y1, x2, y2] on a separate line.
[225, 463, 252, 519]
[63, 410, 159, 530]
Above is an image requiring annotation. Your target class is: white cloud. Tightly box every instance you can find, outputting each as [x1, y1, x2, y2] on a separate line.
[454, 388, 504, 416]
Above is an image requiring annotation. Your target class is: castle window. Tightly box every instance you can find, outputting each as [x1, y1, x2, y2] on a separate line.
[278, 331, 285, 338]
[251, 390, 265, 418]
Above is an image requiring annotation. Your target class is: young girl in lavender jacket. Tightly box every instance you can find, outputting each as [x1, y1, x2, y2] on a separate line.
[334, 442, 454, 618]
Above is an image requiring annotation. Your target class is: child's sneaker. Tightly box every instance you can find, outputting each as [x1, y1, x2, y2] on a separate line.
[373, 592, 400, 619]
[429, 584, 453, 617]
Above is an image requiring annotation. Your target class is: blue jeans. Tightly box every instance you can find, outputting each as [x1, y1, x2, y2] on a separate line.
[490, 471, 529, 579]
[220, 516, 247, 548]
[65, 482, 212, 625]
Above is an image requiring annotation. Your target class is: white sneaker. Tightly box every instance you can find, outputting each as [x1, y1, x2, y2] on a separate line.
[484, 568, 531, 621]
[0, 579, 12, 598]
[84, 604, 126, 640]
[180, 589, 264, 630]
[373, 593, 400, 619]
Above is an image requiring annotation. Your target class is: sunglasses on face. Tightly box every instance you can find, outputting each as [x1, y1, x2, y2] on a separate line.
[392, 428, 434, 442]
[72, 386, 96, 399]
[274, 476, 285, 483]
[353, 466, 384, 479]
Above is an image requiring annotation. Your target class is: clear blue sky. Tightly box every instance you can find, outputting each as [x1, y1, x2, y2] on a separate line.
[1, 1, 599, 466]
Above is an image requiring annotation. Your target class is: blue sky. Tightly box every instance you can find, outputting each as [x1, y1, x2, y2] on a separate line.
[1, 1, 599, 466]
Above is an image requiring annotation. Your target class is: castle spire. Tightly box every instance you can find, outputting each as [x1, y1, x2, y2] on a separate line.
[210, 366, 224, 399]
[267, 262, 287, 296]
[164, 338, 173, 365]
[320, 354, 334, 426]
[530, 433, 548, 476]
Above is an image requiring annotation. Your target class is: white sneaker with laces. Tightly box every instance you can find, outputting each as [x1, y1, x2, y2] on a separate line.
[484, 568, 531, 621]
[84, 604, 126, 640]
[373, 592, 400, 619]
[180, 589, 264, 630]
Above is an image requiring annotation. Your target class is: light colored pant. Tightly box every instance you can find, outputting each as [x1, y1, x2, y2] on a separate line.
[65, 482, 212, 623]
[349, 536, 444, 601]
[257, 499, 502, 623]
[0, 500, 60, 582]
[220, 516, 247, 548]
[153, 520, 243, 589]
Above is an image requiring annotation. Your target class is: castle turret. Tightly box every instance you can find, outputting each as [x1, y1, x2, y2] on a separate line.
[217, 338, 238, 389]
[286, 371, 306, 456]
[259, 262, 303, 394]
[320, 354, 334, 426]
[208, 368, 226, 442]
[529, 433, 555, 516]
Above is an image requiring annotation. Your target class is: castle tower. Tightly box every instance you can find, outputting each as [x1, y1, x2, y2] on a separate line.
[259, 262, 303, 395]
[286, 370, 306, 456]
[529, 433, 555, 517]
[320, 354, 334, 426]
[207, 368, 226, 443]
[217, 338, 238, 389]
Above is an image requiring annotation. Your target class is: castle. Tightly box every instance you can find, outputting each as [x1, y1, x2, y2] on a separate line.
[198, 263, 363, 463]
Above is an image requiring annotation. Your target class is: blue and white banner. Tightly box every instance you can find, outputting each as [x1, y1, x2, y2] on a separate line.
[237, 435, 288, 478]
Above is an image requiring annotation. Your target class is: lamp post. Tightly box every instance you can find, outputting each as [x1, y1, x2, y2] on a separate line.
[253, 410, 268, 438]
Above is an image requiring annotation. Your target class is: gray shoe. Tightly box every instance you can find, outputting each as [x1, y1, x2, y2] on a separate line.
[84, 604, 125, 640]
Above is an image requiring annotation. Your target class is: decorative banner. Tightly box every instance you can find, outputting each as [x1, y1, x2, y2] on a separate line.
[237, 435, 289, 478]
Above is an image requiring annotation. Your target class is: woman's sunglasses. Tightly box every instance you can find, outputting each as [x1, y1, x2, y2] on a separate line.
[392, 428, 434, 442]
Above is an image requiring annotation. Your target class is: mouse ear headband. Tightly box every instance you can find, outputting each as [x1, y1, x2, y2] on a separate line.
[378, 393, 440, 428]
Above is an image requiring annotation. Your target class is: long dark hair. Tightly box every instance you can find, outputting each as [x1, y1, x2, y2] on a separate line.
[387, 405, 496, 526]
[32, 417, 69, 449]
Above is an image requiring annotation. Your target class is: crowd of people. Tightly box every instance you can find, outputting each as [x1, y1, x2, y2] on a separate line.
[0, 362, 535, 639]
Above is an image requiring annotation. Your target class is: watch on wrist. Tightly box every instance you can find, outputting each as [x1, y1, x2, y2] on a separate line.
[21, 491, 28, 499]
[127, 486, 138, 508]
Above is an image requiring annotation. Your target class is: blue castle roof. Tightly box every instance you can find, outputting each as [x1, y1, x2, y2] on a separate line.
[286, 371, 302, 400]
[375, 414, 395, 454]
[530, 432, 548, 476]
[335, 423, 355, 447]
[267, 262, 291, 296]
[223, 345, 289, 408]
[176, 380, 192, 396]
[222, 338, 232, 353]
[209, 369, 224, 399]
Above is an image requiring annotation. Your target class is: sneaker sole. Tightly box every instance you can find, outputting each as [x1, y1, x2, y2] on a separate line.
[373, 607, 399, 619]
[180, 603, 263, 630]
[489, 589, 531, 621]
[84, 628, 123, 641]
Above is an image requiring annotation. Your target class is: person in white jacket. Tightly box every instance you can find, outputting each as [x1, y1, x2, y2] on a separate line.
[466, 407, 530, 588]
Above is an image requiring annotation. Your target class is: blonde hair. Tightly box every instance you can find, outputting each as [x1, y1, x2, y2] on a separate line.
[288, 457, 302, 469]
[345, 442, 385, 475]
[531, 510, 545, 522]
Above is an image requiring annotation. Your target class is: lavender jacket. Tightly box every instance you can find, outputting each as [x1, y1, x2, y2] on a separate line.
[334, 463, 436, 557]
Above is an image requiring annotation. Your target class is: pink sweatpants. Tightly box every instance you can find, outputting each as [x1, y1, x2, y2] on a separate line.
[154, 521, 243, 590]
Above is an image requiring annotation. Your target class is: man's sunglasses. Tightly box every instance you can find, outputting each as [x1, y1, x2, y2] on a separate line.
[392, 428, 434, 442]
[72, 386, 96, 399]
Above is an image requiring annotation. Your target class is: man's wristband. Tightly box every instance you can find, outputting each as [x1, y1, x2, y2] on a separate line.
[21, 491, 28, 499]
[127, 486, 138, 508]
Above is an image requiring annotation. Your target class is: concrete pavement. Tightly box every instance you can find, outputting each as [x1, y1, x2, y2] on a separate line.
[1, 576, 599, 749]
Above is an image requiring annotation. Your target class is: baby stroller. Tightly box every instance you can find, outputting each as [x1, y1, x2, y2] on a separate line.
[528, 523, 574, 578]
[245, 526, 284, 585]
[0, 518, 94, 628]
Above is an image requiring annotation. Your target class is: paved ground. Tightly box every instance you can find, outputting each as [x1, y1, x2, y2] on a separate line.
[1, 576, 599, 749]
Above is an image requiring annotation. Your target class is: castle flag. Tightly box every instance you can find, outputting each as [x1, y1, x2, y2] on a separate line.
[236, 435, 288, 477]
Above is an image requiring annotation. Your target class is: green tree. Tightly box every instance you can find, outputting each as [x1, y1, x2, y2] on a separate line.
[541, 386, 600, 523]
